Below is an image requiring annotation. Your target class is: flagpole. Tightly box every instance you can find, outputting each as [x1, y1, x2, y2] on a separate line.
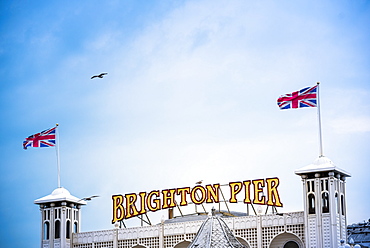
[316, 82, 324, 157]
[55, 123, 61, 188]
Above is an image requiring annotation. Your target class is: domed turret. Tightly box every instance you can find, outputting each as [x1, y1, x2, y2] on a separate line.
[35, 188, 86, 248]
[295, 156, 350, 248]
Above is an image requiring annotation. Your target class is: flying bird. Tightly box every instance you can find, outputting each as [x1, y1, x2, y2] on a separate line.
[91, 73, 108, 79]
[195, 180, 203, 185]
[80, 195, 100, 201]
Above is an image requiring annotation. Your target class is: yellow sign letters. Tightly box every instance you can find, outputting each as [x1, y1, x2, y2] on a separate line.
[112, 178, 282, 224]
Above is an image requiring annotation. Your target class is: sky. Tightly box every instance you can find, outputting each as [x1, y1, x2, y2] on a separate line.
[0, 0, 369, 247]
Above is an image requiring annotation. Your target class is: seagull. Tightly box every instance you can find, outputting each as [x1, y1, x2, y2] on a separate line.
[91, 73, 108, 79]
[80, 195, 100, 201]
[195, 180, 203, 185]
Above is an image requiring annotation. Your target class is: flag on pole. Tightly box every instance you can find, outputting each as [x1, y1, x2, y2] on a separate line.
[23, 126, 57, 150]
[277, 85, 318, 110]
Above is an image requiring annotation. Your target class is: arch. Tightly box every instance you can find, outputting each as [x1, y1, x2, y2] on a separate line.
[131, 245, 146, 248]
[306, 181, 310, 192]
[55, 220, 60, 239]
[308, 194, 315, 214]
[269, 232, 303, 248]
[322, 192, 329, 213]
[236, 237, 250, 248]
[44, 222, 50, 240]
[73, 222, 78, 233]
[283, 240, 299, 248]
[66, 220, 71, 239]
[174, 241, 191, 248]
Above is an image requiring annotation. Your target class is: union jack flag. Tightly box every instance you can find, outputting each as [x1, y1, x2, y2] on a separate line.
[23, 127, 57, 150]
[277, 85, 318, 110]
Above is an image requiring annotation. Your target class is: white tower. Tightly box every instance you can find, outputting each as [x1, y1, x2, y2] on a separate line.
[34, 187, 86, 248]
[295, 156, 351, 248]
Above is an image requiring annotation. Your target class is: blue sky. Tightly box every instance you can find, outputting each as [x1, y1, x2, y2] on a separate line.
[1, 0, 369, 247]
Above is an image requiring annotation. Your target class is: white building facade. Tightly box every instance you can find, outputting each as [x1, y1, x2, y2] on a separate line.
[35, 156, 350, 248]
[72, 211, 304, 248]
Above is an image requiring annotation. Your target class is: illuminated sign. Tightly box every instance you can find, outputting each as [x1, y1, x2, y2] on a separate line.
[112, 178, 282, 223]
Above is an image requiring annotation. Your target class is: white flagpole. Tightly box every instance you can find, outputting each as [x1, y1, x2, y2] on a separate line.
[55, 123, 61, 188]
[316, 82, 324, 157]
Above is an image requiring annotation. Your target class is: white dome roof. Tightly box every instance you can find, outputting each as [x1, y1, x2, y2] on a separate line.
[34, 187, 86, 205]
[295, 156, 351, 177]
[313, 156, 335, 166]
[51, 187, 71, 196]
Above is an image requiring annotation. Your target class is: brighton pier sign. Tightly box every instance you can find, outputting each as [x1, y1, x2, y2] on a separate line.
[112, 178, 283, 223]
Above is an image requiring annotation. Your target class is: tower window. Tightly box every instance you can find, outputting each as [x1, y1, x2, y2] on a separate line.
[341, 195, 345, 215]
[307, 181, 310, 192]
[322, 192, 329, 213]
[308, 194, 315, 214]
[55, 220, 60, 239]
[74, 222, 78, 233]
[66, 220, 71, 239]
[311, 181, 315, 192]
[44, 222, 50, 240]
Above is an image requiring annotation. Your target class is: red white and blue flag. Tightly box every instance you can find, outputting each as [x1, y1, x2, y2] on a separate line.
[277, 85, 318, 110]
[23, 127, 57, 150]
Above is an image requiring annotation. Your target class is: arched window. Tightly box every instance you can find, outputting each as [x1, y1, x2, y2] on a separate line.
[55, 220, 60, 239]
[44, 222, 50, 240]
[66, 220, 71, 239]
[284, 241, 299, 248]
[322, 192, 329, 213]
[308, 194, 315, 214]
[173, 241, 191, 248]
[311, 181, 315, 192]
[74, 222, 78, 233]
